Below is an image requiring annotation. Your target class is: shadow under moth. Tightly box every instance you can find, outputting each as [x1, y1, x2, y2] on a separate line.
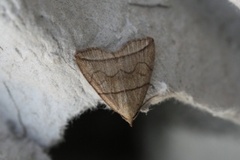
[75, 37, 155, 126]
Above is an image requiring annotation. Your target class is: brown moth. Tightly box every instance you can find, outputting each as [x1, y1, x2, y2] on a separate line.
[75, 37, 155, 126]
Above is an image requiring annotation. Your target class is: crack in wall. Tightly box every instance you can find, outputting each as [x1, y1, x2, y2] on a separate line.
[3, 81, 27, 139]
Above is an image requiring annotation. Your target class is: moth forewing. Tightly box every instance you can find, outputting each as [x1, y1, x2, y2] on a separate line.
[75, 37, 155, 125]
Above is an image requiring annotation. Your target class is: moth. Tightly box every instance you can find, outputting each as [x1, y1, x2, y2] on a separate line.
[75, 37, 155, 126]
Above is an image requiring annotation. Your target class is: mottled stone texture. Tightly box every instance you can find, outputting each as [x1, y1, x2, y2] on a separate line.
[0, 0, 240, 159]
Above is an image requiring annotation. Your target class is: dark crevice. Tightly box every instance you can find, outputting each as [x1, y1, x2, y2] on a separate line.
[49, 99, 240, 160]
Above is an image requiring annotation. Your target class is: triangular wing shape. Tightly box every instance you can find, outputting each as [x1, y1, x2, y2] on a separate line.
[75, 37, 155, 125]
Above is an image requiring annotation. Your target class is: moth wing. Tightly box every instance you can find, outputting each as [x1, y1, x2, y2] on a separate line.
[75, 37, 155, 125]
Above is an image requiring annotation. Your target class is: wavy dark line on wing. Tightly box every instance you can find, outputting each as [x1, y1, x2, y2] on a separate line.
[89, 61, 153, 83]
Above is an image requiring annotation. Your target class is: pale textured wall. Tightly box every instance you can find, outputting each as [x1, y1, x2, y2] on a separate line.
[0, 0, 240, 159]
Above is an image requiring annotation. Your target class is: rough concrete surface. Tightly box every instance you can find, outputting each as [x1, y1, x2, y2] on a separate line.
[0, 0, 240, 159]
